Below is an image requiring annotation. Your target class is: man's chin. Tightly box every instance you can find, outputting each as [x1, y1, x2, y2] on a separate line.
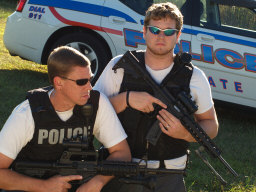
[79, 98, 89, 106]
[148, 47, 172, 56]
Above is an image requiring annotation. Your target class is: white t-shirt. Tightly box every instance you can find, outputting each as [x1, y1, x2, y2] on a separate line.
[0, 90, 127, 160]
[94, 54, 214, 114]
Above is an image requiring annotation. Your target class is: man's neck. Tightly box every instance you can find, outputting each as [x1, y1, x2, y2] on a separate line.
[50, 89, 74, 112]
[144, 49, 175, 70]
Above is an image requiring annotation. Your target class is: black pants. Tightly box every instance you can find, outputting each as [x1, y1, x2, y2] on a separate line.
[102, 174, 186, 192]
[0, 186, 78, 192]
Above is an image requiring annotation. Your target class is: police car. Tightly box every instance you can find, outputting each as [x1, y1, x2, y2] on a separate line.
[3, 0, 256, 109]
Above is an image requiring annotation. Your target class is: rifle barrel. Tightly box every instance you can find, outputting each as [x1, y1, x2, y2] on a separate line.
[218, 155, 238, 177]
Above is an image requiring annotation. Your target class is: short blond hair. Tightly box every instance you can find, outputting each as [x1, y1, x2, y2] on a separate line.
[47, 46, 90, 85]
[144, 2, 183, 31]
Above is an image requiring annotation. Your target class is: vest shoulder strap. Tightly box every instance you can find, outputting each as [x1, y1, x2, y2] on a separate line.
[162, 53, 194, 94]
[84, 90, 100, 129]
[26, 86, 53, 122]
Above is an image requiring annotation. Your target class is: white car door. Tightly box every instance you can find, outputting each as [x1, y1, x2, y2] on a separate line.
[190, 0, 256, 108]
[101, 0, 147, 56]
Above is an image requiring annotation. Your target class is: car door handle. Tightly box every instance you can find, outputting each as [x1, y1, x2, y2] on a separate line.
[109, 16, 126, 25]
[197, 33, 215, 43]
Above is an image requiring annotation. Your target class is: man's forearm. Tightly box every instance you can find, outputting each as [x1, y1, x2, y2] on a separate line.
[185, 107, 219, 142]
[184, 118, 219, 142]
[0, 169, 44, 191]
[81, 140, 131, 191]
[96, 147, 131, 186]
[198, 119, 218, 139]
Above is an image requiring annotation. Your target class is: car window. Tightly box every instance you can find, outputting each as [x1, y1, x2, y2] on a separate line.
[200, 0, 256, 37]
[119, 0, 187, 16]
[119, 0, 153, 15]
[219, 5, 256, 31]
[200, 0, 220, 27]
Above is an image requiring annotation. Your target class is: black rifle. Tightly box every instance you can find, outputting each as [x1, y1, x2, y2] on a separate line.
[14, 137, 184, 190]
[112, 51, 238, 184]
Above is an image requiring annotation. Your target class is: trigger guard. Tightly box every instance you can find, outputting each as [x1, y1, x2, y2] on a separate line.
[145, 103, 163, 118]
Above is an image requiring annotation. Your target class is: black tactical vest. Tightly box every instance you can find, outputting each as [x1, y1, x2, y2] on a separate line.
[14, 86, 100, 162]
[118, 50, 194, 161]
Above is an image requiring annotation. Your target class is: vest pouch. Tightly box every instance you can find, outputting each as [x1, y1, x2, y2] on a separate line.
[118, 107, 141, 151]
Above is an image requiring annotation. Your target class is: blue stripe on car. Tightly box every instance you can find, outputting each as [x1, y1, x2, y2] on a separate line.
[28, 0, 137, 23]
[183, 28, 256, 48]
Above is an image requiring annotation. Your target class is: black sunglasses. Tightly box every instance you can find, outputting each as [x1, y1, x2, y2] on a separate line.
[60, 76, 93, 86]
[147, 26, 178, 36]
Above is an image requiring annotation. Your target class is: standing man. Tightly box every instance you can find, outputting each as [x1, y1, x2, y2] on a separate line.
[94, 2, 218, 192]
[0, 46, 131, 192]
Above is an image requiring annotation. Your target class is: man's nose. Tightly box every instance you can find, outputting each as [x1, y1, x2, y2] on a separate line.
[158, 31, 165, 38]
[86, 81, 93, 90]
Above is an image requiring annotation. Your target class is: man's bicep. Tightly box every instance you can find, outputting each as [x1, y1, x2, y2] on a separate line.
[94, 56, 123, 97]
[0, 104, 34, 160]
[93, 93, 127, 148]
[194, 106, 217, 121]
[107, 140, 128, 154]
[194, 106, 219, 139]
[93, 58, 115, 94]
[0, 152, 14, 169]
[191, 67, 214, 114]
[107, 140, 131, 161]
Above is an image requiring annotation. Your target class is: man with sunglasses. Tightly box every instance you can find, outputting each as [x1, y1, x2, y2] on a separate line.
[0, 46, 131, 192]
[95, 2, 218, 192]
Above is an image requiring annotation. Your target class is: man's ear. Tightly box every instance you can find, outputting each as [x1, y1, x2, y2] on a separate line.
[143, 26, 147, 39]
[53, 76, 63, 90]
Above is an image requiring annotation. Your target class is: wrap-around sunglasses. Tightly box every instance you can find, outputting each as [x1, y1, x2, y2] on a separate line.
[60, 76, 93, 86]
[147, 26, 178, 36]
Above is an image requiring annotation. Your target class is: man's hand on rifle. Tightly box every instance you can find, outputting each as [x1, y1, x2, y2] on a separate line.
[43, 175, 82, 192]
[76, 175, 106, 192]
[157, 109, 191, 141]
[157, 107, 218, 142]
[128, 91, 167, 113]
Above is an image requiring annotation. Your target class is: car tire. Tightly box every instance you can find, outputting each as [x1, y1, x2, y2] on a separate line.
[50, 32, 111, 84]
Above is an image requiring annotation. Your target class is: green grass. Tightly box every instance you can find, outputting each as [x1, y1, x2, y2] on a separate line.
[186, 108, 256, 191]
[0, 1, 48, 125]
[0, 1, 256, 192]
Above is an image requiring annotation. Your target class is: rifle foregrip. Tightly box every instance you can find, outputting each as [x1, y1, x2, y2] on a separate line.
[96, 161, 184, 176]
[96, 161, 139, 176]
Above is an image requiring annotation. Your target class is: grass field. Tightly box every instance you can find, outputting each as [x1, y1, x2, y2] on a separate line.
[0, 1, 256, 191]
[0, 0, 48, 125]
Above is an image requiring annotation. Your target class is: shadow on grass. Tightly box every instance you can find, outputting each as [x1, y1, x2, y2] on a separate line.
[215, 100, 256, 122]
[0, 69, 49, 127]
[0, 0, 17, 7]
